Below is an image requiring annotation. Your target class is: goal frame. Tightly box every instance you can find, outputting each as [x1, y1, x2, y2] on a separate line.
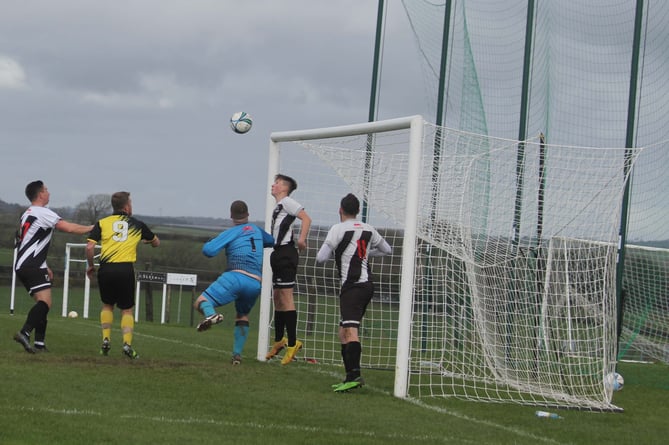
[62, 242, 100, 318]
[256, 115, 424, 398]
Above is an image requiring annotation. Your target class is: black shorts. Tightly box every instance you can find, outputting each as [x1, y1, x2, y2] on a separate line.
[16, 267, 52, 296]
[339, 281, 374, 328]
[270, 244, 299, 289]
[97, 263, 136, 310]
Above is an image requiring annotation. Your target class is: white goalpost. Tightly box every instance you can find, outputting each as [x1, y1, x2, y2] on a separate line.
[9, 248, 18, 314]
[62, 242, 100, 318]
[257, 115, 641, 411]
[257, 115, 424, 399]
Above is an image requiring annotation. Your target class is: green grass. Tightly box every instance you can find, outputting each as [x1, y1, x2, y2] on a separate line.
[1, 306, 668, 445]
[0, 247, 14, 265]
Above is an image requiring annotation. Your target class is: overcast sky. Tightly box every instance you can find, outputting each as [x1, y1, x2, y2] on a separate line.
[0, 1, 426, 219]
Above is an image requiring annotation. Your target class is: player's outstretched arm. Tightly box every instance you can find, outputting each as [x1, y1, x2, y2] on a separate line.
[202, 230, 234, 257]
[261, 229, 275, 248]
[56, 220, 94, 234]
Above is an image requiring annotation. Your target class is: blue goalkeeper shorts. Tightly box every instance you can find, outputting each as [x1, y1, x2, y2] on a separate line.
[202, 271, 261, 316]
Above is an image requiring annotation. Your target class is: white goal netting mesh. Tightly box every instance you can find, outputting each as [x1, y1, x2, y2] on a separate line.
[263, 119, 640, 410]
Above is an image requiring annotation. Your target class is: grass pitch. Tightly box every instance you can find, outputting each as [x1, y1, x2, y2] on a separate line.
[0, 308, 667, 445]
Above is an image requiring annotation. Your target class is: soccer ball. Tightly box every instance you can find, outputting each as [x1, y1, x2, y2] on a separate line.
[68, 310, 78, 319]
[230, 111, 253, 134]
[606, 372, 624, 391]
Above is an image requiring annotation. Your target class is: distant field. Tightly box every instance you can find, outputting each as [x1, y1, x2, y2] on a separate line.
[152, 224, 222, 238]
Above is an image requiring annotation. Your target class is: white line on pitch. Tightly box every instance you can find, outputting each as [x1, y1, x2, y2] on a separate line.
[1, 405, 467, 443]
[60, 322, 568, 444]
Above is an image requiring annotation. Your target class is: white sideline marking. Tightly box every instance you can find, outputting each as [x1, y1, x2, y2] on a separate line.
[3, 405, 468, 443]
[10, 406, 102, 417]
[120, 414, 469, 443]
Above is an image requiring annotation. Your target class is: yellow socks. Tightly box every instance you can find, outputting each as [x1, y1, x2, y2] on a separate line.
[100, 309, 113, 340]
[121, 313, 134, 346]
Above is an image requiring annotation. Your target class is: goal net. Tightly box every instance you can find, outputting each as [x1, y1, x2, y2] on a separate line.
[617, 141, 669, 364]
[257, 115, 640, 411]
[619, 243, 669, 364]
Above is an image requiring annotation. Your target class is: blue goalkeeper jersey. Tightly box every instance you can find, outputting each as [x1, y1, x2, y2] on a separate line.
[202, 223, 274, 276]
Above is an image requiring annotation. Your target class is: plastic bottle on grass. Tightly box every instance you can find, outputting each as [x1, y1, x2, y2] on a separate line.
[535, 410, 562, 419]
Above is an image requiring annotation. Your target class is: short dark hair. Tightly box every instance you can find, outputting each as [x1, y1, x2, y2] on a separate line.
[25, 180, 44, 202]
[111, 191, 130, 212]
[340, 193, 360, 216]
[230, 200, 249, 221]
[275, 174, 297, 195]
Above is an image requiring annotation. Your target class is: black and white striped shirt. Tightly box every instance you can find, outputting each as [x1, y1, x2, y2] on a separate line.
[15, 205, 62, 270]
[316, 219, 391, 286]
[271, 196, 303, 247]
